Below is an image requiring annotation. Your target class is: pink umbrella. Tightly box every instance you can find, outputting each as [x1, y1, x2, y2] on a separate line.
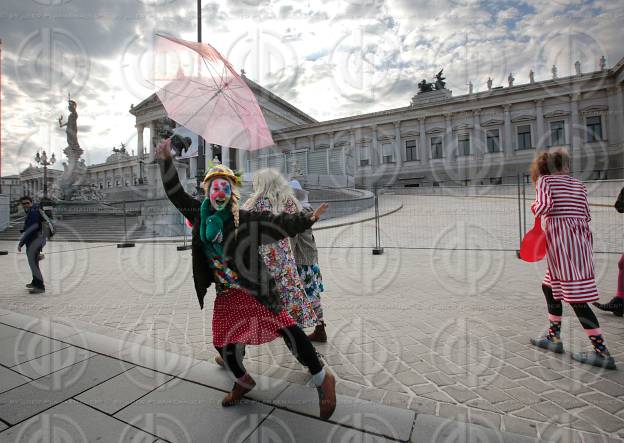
[153, 33, 274, 151]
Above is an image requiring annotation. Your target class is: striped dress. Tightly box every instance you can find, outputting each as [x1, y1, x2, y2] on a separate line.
[531, 174, 598, 303]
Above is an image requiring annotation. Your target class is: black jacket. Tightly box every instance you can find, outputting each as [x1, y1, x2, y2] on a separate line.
[19, 203, 42, 247]
[158, 158, 314, 312]
[616, 186, 624, 214]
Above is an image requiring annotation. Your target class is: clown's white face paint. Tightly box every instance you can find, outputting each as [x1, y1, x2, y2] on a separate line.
[209, 178, 232, 211]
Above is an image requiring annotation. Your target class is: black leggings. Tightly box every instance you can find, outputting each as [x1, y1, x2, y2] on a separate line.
[215, 325, 323, 379]
[542, 284, 600, 330]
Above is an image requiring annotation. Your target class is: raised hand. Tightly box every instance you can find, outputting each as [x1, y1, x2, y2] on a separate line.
[311, 203, 329, 223]
[155, 138, 173, 160]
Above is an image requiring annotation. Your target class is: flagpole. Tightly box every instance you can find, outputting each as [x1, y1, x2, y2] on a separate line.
[196, 0, 205, 189]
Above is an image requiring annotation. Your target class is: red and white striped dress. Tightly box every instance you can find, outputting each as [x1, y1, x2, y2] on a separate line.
[531, 174, 598, 303]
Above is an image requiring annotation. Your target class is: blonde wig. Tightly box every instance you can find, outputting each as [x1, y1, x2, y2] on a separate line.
[243, 168, 302, 214]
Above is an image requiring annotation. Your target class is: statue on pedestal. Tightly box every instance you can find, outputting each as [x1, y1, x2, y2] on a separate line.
[508, 73, 514, 87]
[434, 69, 446, 90]
[486, 77, 492, 91]
[551, 64, 558, 79]
[529, 70, 535, 84]
[575, 60, 581, 75]
[57, 95, 89, 200]
[599, 55, 606, 71]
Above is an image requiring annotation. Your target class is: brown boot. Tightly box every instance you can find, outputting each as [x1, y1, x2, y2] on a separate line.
[215, 354, 225, 368]
[222, 373, 256, 407]
[317, 371, 336, 420]
[308, 323, 327, 343]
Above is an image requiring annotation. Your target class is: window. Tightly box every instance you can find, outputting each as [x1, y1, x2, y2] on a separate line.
[586, 116, 603, 142]
[116, 180, 120, 187]
[359, 145, 369, 166]
[457, 134, 470, 156]
[433, 181, 440, 187]
[405, 140, 418, 161]
[517, 125, 532, 150]
[431, 136, 443, 159]
[382, 143, 394, 164]
[489, 177, 503, 185]
[550, 121, 565, 146]
[486, 129, 501, 153]
[107, 180, 112, 188]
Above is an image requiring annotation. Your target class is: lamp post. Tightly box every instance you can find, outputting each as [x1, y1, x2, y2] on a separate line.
[34, 150, 56, 200]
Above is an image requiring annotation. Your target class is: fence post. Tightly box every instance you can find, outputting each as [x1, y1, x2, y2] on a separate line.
[522, 174, 527, 237]
[372, 185, 384, 255]
[516, 173, 522, 257]
[177, 213, 192, 251]
[117, 199, 135, 248]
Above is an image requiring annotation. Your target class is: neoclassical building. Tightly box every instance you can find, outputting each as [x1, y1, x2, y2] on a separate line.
[129, 57, 624, 190]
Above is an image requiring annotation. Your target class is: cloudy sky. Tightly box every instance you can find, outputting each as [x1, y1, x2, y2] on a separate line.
[1, 0, 623, 175]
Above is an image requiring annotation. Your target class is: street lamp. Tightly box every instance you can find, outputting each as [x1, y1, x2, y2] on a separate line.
[35, 150, 56, 199]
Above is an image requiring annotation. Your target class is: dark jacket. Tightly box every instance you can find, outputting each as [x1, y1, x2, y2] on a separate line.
[19, 203, 42, 247]
[158, 157, 314, 312]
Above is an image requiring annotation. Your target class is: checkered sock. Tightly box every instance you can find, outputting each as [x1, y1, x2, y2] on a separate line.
[547, 314, 562, 343]
[588, 334, 610, 357]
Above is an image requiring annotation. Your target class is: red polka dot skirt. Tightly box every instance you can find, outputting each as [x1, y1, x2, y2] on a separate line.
[212, 288, 296, 348]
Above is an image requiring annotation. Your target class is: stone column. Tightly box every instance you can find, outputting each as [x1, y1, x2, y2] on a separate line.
[189, 157, 198, 181]
[328, 132, 334, 174]
[136, 124, 145, 157]
[570, 94, 581, 168]
[444, 113, 453, 159]
[419, 117, 428, 164]
[222, 146, 230, 168]
[205, 143, 214, 169]
[351, 129, 358, 169]
[607, 87, 621, 143]
[503, 104, 513, 158]
[472, 109, 481, 156]
[371, 125, 378, 166]
[535, 99, 545, 148]
[394, 121, 403, 165]
[237, 149, 247, 172]
[149, 122, 158, 162]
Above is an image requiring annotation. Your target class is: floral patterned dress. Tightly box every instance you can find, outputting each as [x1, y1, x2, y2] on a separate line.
[243, 196, 318, 328]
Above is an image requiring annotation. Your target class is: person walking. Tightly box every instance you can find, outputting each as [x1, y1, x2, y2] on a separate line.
[529, 149, 616, 369]
[156, 140, 337, 419]
[593, 185, 624, 316]
[290, 179, 328, 342]
[17, 196, 46, 294]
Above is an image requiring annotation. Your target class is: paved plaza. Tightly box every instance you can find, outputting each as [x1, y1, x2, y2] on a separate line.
[1, 194, 624, 441]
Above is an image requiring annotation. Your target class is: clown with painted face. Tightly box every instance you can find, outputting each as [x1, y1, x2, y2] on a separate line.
[155, 139, 336, 420]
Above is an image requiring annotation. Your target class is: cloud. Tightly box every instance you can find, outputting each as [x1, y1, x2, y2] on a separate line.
[1, 0, 623, 176]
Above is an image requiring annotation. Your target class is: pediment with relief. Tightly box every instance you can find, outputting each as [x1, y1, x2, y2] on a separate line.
[544, 110, 570, 119]
[480, 119, 504, 127]
[511, 115, 536, 123]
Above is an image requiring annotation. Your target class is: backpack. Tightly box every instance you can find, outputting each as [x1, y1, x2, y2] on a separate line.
[616, 187, 624, 214]
[39, 209, 55, 239]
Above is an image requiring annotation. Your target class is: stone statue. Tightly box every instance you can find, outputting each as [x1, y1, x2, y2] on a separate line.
[508, 73, 514, 87]
[486, 77, 492, 91]
[468, 81, 473, 94]
[599, 55, 606, 71]
[575, 60, 581, 75]
[434, 69, 446, 90]
[551, 64, 558, 79]
[529, 69, 535, 83]
[59, 99, 80, 149]
[418, 79, 434, 93]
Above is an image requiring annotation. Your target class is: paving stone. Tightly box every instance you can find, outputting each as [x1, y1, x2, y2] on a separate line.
[11, 346, 94, 380]
[358, 388, 387, 403]
[504, 386, 542, 405]
[75, 366, 173, 415]
[465, 398, 502, 413]
[0, 324, 25, 341]
[380, 391, 411, 409]
[115, 379, 273, 442]
[520, 377, 552, 394]
[506, 356, 535, 370]
[411, 414, 536, 443]
[15, 317, 83, 341]
[424, 372, 454, 387]
[419, 389, 456, 404]
[442, 386, 479, 403]
[580, 407, 624, 433]
[116, 341, 197, 380]
[408, 396, 437, 415]
[590, 379, 624, 398]
[494, 399, 525, 413]
[468, 407, 502, 429]
[502, 416, 539, 438]
[524, 366, 563, 382]
[248, 408, 394, 443]
[498, 365, 529, 380]
[544, 390, 587, 410]
[0, 354, 125, 425]
[0, 366, 30, 394]
[62, 330, 131, 357]
[395, 370, 428, 386]
[531, 401, 570, 424]
[438, 404, 469, 422]
[580, 392, 624, 414]
[0, 333, 68, 367]
[474, 387, 512, 404]
[0, 399, 154, 443]
[273, 382, 415, 441]
[512, 407, 548, 421]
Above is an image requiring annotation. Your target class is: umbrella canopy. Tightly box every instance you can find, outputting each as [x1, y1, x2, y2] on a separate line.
[154, 33, 274, 151]
[520, 216, 547, 262]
